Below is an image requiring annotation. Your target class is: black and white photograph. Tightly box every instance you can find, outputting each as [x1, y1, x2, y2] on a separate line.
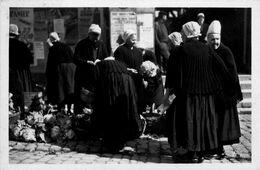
[0, 0, 260, 170]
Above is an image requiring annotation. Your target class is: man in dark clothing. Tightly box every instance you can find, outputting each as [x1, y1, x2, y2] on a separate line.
[197, 13, 209, 43]
[73, 24, 108, 114]
[155, 11, 170, 73]
[46, 32, 76, 113]
[9, 24, 33, 116]
[206, 20, 242, 159]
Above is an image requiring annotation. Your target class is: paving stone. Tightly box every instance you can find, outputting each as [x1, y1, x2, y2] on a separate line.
[20, 158, 36, 164]
[61, 160, 77, 164]
[76, 160, 94, 164]
[36, 145, 50, 152]
[12, 143, 26, 150]
[81, 154, 99, 160]
[49, 145, 62, 152]
[62, 147, 72, 152]
[232, 144, 249, 154]
[236, 153, 251, 159]
[9, 159, 21, 164]
[9, 141, 17, 147]
[71, 153, 87, 158]
[130, 160, 138, 163]
[24, 143, 37, 152]
[46, 160, 63, 164]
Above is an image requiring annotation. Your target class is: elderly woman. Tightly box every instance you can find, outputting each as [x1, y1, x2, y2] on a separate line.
[46, 32, 76, 113]
[91, 56, 142, 152]
[73, 24, 108, 114]
[160, 21, 230, 163]
[161, 32, 183, 149]
[114, 30, 145, 114]
[206, 20, 242, 159]
[9, 24, 33, 115]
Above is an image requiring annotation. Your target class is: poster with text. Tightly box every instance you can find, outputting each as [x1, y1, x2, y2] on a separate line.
[10, 8, 34, 52]
[137, 13, 154, 50]
[110, 11, 137, 52]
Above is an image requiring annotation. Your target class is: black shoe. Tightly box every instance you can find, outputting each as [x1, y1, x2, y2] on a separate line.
[203, 153, 214, 160]
[191, 156, 204, 163]
[216, 152, 226, 160]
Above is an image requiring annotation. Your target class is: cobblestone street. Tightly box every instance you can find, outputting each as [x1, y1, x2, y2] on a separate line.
[8, 114, 251, 164]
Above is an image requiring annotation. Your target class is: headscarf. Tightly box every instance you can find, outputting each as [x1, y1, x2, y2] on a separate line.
[9, 24, 19, 35]
[122, 29, 136, 42]
[88, 24, 101, 34]
[207, 20, 221, 35]
[205, 20, 221, 41]
[49, 32, 60, 42]
[168, 32, 183, 46]
[182, 21, 201, 38]
[197, 13, 205, 18]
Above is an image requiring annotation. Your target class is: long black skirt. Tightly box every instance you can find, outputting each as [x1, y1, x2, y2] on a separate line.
[46, 63, 76, 104]
[170, 94, 219, 152]
[217, 105, 241, 145]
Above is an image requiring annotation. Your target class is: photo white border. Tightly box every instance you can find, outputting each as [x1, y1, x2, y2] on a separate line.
[1, 0, 260, 170]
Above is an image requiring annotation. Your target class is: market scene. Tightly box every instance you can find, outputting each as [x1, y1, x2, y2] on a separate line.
[7, 7, 251, 164]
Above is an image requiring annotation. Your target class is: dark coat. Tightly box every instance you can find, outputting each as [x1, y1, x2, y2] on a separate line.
[73, 37, 108, 92]
[214, 43, 242, 144]
[9, 38, 33, 92]
[46, 41, 76, 104]
[114, 44, 144, 112]
[171, 39, 226, 95]
[9, 37, 33, 112]
[92, 59, 142, 150]
[155, 20, 170, 64]
[215, 43, 243, 106]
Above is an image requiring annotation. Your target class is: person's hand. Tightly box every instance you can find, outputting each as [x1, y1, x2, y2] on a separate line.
[127, 68, 138, 74]
[46, 38, 53, 47]
[157, 104, 167, 115]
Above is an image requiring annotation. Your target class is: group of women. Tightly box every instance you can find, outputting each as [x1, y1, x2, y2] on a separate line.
[44, 20, 242, 162]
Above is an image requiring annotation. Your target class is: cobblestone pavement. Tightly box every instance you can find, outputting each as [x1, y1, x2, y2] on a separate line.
[8, 114, 251, 164]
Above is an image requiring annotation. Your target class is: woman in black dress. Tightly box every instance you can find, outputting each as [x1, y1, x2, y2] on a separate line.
[46, 32, 76, 113]
[9, 24, 34, 115]
[114, 30, 145, 114]
[92, 57, 142, 152]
